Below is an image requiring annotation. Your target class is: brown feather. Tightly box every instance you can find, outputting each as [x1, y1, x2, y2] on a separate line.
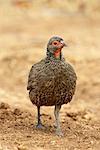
[27, 58, 77, 106]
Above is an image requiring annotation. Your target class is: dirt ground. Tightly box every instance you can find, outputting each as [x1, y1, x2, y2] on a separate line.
[0, 1, 100, 150]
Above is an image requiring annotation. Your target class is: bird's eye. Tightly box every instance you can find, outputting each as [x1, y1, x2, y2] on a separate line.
[53, 41, 58, 45]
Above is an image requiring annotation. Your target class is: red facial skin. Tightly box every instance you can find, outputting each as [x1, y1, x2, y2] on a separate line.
[52, 40, 65, 58]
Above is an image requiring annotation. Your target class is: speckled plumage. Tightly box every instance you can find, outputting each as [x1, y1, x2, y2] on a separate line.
[27, 36, 77, 136]
[27, 59, 76, 106]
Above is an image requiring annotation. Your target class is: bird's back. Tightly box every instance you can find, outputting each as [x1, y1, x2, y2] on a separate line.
[27, 58, 77, 106]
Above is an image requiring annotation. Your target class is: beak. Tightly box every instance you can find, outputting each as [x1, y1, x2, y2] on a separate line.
[61, 40, 67, 47]
[64, 42, 67, 47]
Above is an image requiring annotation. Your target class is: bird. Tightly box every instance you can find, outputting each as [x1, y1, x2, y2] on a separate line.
[27, 36, 77, 136]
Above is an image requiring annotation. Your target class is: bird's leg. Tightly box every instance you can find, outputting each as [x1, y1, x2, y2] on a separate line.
[54, 105, 63, 136]
[36, 106, 43, 129]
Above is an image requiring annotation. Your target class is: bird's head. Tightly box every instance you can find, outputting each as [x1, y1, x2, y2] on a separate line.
[47, 36, 67, 59]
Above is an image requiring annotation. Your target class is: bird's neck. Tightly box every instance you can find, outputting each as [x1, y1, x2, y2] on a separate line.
[46, 49, 62, 60]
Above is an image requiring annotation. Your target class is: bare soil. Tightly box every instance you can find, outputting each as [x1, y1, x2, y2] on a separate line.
[0, 1, 100, 150]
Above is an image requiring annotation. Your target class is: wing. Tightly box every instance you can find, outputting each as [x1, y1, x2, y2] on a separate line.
[27, 60, 45, 90]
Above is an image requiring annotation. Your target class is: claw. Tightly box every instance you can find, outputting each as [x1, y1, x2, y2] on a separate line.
[36, 123, 44, 129]
[56, 130, 64, 137]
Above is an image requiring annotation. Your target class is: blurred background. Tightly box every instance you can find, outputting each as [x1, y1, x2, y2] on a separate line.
[0, 0, 100, 149]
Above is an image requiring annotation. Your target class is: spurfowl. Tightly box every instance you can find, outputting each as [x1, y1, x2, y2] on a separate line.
[27, 36, 77, 136]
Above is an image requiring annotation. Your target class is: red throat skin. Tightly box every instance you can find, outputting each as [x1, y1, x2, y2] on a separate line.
[54, 49, 61, 58]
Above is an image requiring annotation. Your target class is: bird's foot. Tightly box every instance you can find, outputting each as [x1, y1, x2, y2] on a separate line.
[36, 123, 44, 129]
[56, 129, 63, 137]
